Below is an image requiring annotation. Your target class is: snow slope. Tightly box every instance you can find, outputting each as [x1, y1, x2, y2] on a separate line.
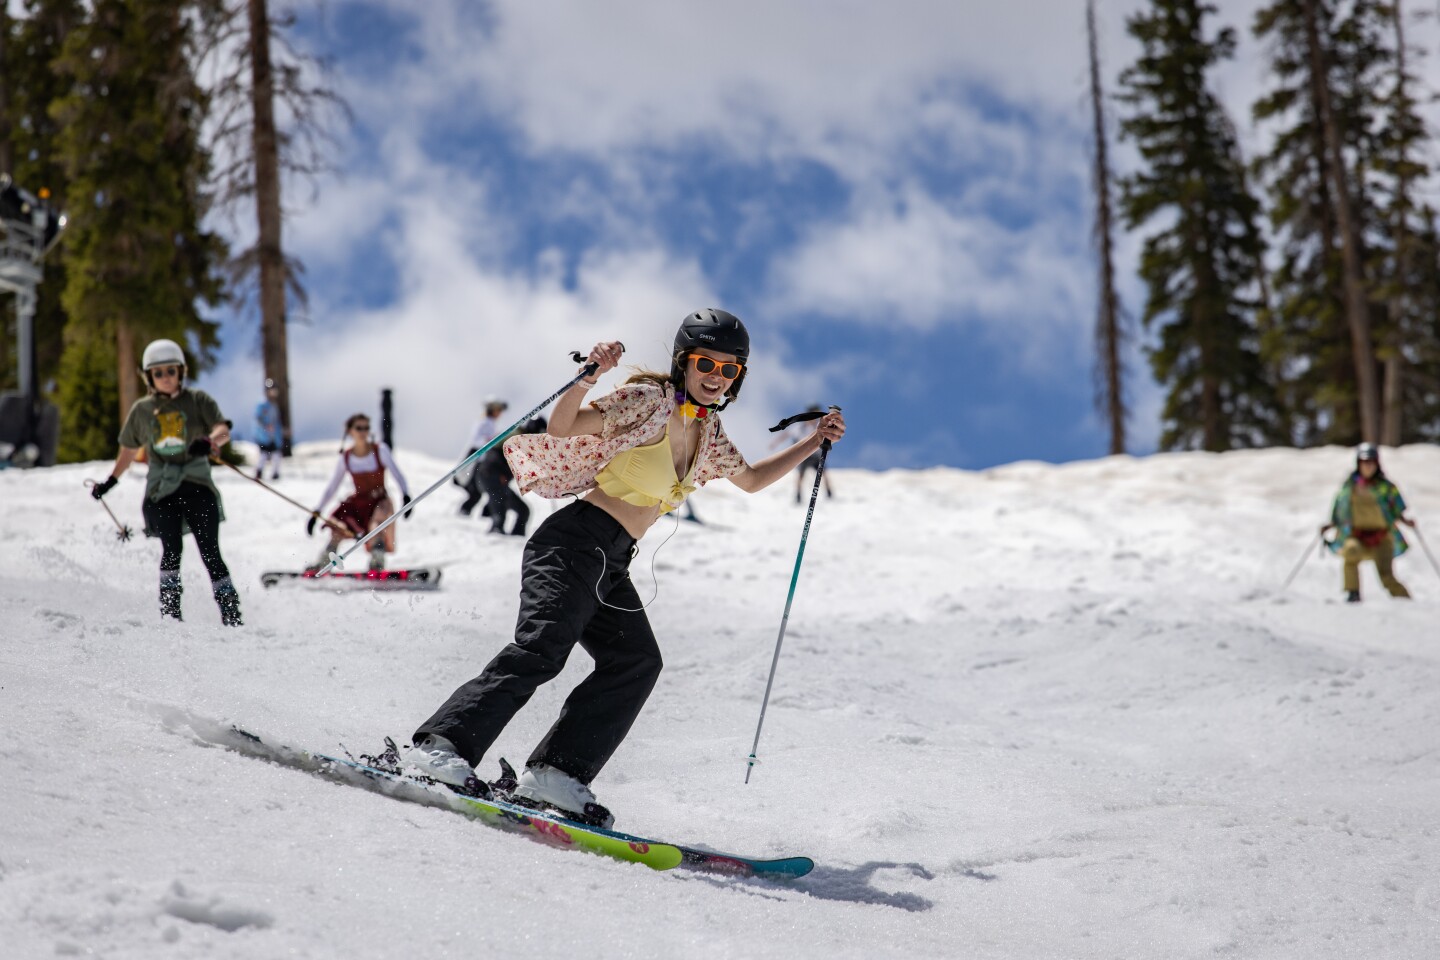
[2, 444, 1438, 959]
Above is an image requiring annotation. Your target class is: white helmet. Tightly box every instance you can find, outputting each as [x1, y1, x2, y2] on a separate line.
[141, 339, 186, 370]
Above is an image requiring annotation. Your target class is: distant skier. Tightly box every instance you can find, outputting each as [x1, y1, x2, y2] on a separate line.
[457, 397, 507, 518]
[254, 378, 284, 481]
[307, 413, 413, 572]
[89, 338, 243, 626]
[475, 416, 546, 537]
[1321, 443, 1415, 603]
[772, 404, 835, 504]
[405, 309, 846, 827]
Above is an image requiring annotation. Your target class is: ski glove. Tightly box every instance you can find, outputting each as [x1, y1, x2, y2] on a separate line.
[306, 515, 318, 537]
[402, 493, 414, 520]
[188, 437, 214, 457]
[91, 476, 117, 500]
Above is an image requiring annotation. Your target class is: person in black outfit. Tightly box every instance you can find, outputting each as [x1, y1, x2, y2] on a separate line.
[477, 417, 545, 536]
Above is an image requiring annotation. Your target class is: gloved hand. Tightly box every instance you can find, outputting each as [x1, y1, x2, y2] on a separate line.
[402, 493, 414, 520]
[91, 476, 117, 500]
[188, 436, 214, 457]
[306, 515, 318, 537]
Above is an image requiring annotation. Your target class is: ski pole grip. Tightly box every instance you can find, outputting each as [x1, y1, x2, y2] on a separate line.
[570, 342, 626, 378]
[820, 404, 842, 453]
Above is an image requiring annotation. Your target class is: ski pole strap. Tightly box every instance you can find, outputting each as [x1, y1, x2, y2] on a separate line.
[768, 409, 827, 433]
[317, 349, 617, 577]
[770, 405, 842, 448]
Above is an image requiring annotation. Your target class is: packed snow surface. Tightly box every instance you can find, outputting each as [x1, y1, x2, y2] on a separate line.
[2, 444, 1439, 959]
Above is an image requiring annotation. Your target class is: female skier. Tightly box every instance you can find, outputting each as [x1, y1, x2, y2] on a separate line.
[307, 414, 413, 572]
[1321, 442, 1416, 602]
[90, 338, 242, 626]
[405, 309, 846, 827]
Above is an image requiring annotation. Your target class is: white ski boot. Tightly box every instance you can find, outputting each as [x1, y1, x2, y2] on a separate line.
[512, 763, 614, 828]
[403, 734, 487, 796]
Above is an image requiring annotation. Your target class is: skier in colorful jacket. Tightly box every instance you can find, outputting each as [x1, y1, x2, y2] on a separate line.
[307, 413, 413, 572]
[1321, 443, 1415, 602]
[406, 309, 846, 828]
[90, 338, 242, 626]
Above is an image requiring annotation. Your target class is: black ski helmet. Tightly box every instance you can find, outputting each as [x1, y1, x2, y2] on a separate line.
[674, 308, 750, 362]
[1355, 442, 1384, 478]
[672, 308, 749, 407]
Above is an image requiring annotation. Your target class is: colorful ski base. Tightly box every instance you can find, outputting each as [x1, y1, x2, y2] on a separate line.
[207, 727, 813, 879]
[259, 568, 442, 590]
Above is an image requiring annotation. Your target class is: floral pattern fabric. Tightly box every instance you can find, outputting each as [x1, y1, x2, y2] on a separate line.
[503, 381, 749, 499]
[1328, 474, 1409, 558]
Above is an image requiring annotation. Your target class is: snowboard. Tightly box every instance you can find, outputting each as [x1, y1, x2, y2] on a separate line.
[202, 725, 814, 879]
[259, 567, 442, 590]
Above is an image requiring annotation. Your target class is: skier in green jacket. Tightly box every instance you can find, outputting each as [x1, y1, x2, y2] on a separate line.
[1321, 443, 1416, 603]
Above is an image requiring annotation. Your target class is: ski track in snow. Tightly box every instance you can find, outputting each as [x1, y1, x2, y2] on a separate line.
[2, 443, 1439, 958]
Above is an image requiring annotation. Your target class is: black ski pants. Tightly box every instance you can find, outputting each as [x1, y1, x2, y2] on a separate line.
[143, 481, 232, 584]
[415, 500, 661, 784]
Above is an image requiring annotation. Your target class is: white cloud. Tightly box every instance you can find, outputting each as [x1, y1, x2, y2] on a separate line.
[765, 185, 1093, 368]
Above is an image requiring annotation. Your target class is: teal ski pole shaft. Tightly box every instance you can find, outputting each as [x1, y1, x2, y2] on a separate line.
[745, 405, 840, 784]
[318, 349, 620, 576]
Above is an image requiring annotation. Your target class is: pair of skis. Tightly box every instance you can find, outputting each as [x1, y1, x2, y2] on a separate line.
[259, 567, 442, 589]
[202, 725, 812, 880]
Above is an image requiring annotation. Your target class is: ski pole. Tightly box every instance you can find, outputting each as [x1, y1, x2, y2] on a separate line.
[317, 347, 622, 576]
[745, 405, 840, 784]
[214, 457, 350, 537]
[84, 480, 133, 542]
[1411, 524, 1440, 583]
[1279, 527, 1325, 592]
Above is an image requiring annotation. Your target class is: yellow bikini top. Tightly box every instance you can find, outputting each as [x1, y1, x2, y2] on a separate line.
[594, 427, 697, 514]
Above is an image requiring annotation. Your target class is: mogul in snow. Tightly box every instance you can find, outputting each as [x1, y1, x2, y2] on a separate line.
[90, 339, 243, 626]
[307, 413, 413, 572]
[1321, 443, 1416, 603]
[405, 309, 846, 827]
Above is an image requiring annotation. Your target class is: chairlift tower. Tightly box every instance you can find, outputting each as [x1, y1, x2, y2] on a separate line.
[0, 174, 64, 467]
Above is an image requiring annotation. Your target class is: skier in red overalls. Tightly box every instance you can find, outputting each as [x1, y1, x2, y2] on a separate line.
[308, 413, 413, 571]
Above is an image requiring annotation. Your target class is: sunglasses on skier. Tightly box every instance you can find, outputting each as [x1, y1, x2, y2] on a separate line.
[686, 355, 745, 380]
[351, 423, 371, 433]
[150, 365, 182, 379]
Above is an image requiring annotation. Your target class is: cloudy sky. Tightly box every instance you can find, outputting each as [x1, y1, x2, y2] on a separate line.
[190, 0, 1339, 470]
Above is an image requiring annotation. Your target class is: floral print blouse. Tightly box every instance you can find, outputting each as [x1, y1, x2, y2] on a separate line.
[503, 381, 749, 499]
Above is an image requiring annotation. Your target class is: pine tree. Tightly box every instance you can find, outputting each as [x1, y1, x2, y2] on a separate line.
[1088, 0, 1128, 455]
[1119, 0, 1277, 451]
[1253, 0, 1432, 444]
[200, 0, 346, 457]
[51, 0, 226, 462]
[1367, 0, 1440, 442]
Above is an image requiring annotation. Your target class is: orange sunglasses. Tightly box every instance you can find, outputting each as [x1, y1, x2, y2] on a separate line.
[687, 355, 745, 380]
